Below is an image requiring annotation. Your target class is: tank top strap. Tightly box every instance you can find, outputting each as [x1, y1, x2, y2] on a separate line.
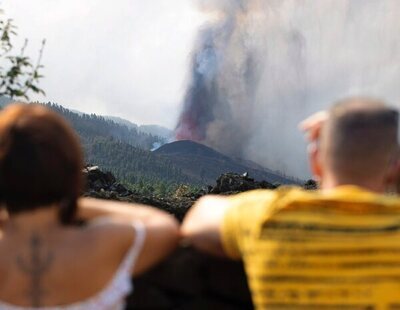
[118, 220, 146, 276]
[0, 221, 146, 310]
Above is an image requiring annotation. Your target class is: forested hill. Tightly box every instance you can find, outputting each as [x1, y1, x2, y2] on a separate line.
[155, 140, 295, 185]
[43, 103, 196, 193]
[45, 103, 163, 150]
[83, 138, 194, 189]
[0, 100, 195, 192]
[0, 100, 298, 194]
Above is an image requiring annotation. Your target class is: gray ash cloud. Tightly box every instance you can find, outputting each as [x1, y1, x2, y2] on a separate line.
[176, 0, 400, 178]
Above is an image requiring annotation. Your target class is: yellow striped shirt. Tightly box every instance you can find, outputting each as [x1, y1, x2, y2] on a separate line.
[221, 186, 400, 310]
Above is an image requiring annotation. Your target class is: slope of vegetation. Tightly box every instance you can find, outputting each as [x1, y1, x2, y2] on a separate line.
[2, 102, 295, 195]
[45, 103, 200, 195]
[84, 137, 200, 195]
[46, 103, 163, 150]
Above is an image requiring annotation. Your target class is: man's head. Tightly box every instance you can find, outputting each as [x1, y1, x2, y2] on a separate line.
[309, 97, 399, 192]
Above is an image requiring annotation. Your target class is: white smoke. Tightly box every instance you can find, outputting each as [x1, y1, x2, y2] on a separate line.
[179, 0, 400, 179]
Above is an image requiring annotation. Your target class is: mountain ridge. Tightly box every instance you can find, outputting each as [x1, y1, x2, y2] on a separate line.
[0, 98, 299, 190]
[155, 140, 296, 185]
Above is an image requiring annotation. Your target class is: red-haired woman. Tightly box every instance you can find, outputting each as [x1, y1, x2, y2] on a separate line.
[0, 104, 179, 309]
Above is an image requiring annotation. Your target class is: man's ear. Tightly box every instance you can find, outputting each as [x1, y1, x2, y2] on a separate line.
[385, 157, 400, 192]
[308, 142, 323, 182]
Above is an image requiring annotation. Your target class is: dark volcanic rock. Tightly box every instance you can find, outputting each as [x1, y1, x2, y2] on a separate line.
[83, 167, 317, 221]
[85, 166, 121, 192]
[209, 172, 278, 195]
[304, 179, 318, 190]
[83, 165, 193, 221]
[84, 166, 134, 197]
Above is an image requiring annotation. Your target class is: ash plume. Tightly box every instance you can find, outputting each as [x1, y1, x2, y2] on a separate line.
[175, 0, 261, 155]
[176, 0, 400, 179]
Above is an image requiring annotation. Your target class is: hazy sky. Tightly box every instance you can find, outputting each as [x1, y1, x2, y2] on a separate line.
[3, 0, 206, 128]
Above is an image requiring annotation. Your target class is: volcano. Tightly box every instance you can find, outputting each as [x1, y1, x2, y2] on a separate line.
[154, 140, 296, 185]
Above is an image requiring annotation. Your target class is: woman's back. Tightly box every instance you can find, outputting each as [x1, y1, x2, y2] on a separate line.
[0, 208, 145, 308]
[0, 104, 179, 308]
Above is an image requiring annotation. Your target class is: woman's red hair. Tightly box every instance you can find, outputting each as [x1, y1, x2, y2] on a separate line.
[0, 104, 84, 224]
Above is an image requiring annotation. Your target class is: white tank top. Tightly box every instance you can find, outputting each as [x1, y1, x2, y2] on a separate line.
[0, 221, 146, 310]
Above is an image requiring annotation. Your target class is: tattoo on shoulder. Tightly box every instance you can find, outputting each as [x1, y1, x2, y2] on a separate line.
[16, 233, 54, 307]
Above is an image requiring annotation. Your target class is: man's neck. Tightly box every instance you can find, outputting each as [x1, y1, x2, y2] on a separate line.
[321, 176, 386, 194]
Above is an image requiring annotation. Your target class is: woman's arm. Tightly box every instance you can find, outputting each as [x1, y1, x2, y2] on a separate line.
[0, 207, 7, 231]
[77, 197, 171, 222]
[78, 197, 180, 276]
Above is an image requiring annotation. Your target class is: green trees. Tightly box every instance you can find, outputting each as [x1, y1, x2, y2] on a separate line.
[44, 103, 197, 195]
[46, 103, 164, 150]
[0, 8, 45, 100]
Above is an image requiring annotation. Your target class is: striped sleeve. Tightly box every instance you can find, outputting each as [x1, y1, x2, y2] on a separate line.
[221, 201, 242, 259]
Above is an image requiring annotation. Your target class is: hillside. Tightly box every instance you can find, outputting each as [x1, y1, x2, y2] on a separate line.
[43, 104, 196, 190]
[0, 101, 193, 190]
[105, 116, 173, 140]
[47, 103, 296, 187]
[45, 103, 164, 150]
[84, 137, 195, 186]
[0, 98, 166, 150]
[0, 100, 298, 190]
[155, 140, 295, 185]
[104, 115, 138, 130]
[138, 124, 173, 140]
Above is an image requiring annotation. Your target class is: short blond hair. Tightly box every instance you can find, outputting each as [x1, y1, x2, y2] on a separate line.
[321, 97, 399, 180]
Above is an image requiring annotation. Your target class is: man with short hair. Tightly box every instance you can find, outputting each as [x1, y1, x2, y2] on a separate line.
[182, 98, 400, 309]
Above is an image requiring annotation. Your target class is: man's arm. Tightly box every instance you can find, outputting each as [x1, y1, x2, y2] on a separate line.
[181, 195, 233, 257]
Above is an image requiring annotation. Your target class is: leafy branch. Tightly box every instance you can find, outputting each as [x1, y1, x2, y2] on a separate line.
[0, 9, 45, 100]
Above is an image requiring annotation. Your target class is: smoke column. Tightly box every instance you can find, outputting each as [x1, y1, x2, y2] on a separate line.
[176, 0, 400, 179]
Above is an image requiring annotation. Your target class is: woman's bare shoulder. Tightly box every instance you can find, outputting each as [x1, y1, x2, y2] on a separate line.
[81, 218, 136, 258]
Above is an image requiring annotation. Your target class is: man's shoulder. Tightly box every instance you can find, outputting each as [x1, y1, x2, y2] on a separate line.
[227, 186, 303, 205]
[224, 186, 307, 222]
[223, 185, 400, 230]
[273, 185, 400, 216]
[225, 185, 400, 220]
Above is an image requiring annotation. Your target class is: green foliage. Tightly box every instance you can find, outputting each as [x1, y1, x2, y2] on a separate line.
[172, 184, 202, 198]
[0, 9, 45, 100]
[84, 137, 196, 187]
[45, 103, 163, 150]
[44, 103, 202, 192]
[124, 179, 201, 198]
